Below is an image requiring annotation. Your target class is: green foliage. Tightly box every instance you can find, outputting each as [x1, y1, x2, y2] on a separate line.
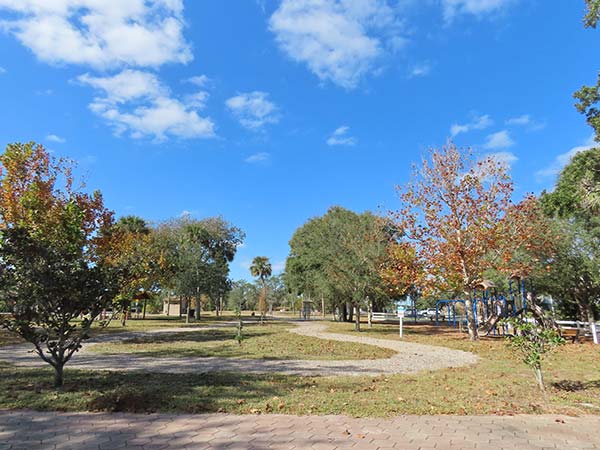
[505, 316, 564, 391]
[575, 2, 600, 138]
[584, 0, 600, 28]
[285, 206, 395, 328]
[154, 216, 244, 317]
[537, 147, 600, 326]
[0, 143, 116, 387]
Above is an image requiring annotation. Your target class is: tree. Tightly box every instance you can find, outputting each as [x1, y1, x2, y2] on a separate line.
[0, 142, 115, 387]
[574, 1, 600, 140]
[286, 207, 396, 331]
[154, 216, 243, 321]
[104, 215, 155, 325]
[505, 315, 564, 391]
[250, 256, 272, 324]
[389, 144, 555, 341]
[539, 147, 600, 344]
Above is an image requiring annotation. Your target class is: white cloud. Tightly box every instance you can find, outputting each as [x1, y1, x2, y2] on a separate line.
[536, 136, 596, 180]
[269, 0, 406, 89]
[186, 75, 211, 88]
[79, 70, 215, 140]
[408, 62, 431, 78]
[486, 151, 517, 167]
[450, 114, 493, 137]
[78, 70, 165, 103]
[226, 91, 279, 131]
[506, 114, 545, 131]
[0, 66, 6, 74]
[327, 125, 356, 146]
[506, 114, 531, 126]
[46, 134, 66, 143]
[245, 152, 270, 163]
[483, 130, 514, 149]
[442, 0, 514, 22]
[0, 0, 192, 69]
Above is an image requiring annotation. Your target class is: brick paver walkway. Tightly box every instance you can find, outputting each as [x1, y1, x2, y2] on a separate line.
[0, 410, 598, 450]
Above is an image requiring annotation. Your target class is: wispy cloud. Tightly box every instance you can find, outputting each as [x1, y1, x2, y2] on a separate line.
[226, 91, 279, 131]
[408, 62, 432, 78]
[327, 126, 356, 146]
[269, 0, 407, 89]
[536, 136, 596, 180]
[78, 70, 215, 140]
[483, 130, 514, 150]
[450, 114, 493, 137]
[506, 114, 545, 131]
[186, 75, 211, 88]
[46, 134, 66, 143]
[486, 151, 518, 167]
[245, 152, 270, 163]
[442, 0, 515, 23]
[0, 66, 6, 74]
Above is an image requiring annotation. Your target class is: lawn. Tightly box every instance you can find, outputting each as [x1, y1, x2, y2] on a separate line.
[0, 320, 598, 417]
[89, 322, 395, 360]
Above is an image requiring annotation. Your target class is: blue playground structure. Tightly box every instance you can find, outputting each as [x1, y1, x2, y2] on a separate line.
[435, 275, 530, 336]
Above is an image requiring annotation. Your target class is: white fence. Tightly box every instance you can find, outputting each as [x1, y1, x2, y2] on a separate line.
[371, 312, 399, 322]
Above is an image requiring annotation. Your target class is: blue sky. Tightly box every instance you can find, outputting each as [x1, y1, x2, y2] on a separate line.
[0, 0, 597, 281]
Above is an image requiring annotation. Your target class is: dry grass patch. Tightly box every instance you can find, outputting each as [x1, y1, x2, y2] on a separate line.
[90, 322, 395, 361]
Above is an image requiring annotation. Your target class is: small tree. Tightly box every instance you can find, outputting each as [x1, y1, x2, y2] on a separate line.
[0, 142, 115, 387]
[505, 316, 564, 391]
[250, 256, 272, 324]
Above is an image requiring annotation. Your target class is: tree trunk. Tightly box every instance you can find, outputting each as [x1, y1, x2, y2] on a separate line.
[587, 304, 599, 345]
[354, 304, 361, 332]
[367, 297, 372, 328]
[54, 362, 64, 388]
[534, 366, 545, 391]
[142, 298, 147, 320]
[347, 302, 353, 323]
[185, 297, 190, 324]
[321, 293, 325, 319]
[464, 296, 479, 341]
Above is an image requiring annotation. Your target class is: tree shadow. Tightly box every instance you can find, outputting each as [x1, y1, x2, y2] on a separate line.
[551, 379, 600, 392]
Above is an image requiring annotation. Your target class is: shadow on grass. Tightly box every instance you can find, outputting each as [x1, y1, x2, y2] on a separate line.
[0, 366, 316, 414]
[552, 379, 600, 392]
[122, 327, 274, 345]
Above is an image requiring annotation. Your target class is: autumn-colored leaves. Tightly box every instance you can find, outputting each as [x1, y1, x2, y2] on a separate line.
[383, 143, 557, 339]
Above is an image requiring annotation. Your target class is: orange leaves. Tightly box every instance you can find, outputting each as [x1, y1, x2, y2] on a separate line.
[0, 142, 114, 256]
[388, 143, 554, 297]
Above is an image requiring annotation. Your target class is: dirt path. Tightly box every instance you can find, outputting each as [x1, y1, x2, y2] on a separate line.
[0, 321, 478, 376]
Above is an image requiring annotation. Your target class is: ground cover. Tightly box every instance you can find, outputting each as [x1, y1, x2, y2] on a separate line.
[0, 320, 598, 417]
[89, 322, 394, 361]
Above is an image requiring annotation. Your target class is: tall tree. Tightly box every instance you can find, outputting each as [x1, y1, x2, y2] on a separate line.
[0, 142, 116, 387]
[250, 256, 272, 324]
[390, 144, 555, 341]
[539, 147, 600, 344]
[286, 207, 395, 331]
[574, 0, 600, 140]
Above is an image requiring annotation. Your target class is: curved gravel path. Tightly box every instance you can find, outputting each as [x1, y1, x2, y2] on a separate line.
[0, 321, 478, 376]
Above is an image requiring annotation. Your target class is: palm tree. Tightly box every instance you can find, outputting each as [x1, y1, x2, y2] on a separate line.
[250, 256, 272, 324]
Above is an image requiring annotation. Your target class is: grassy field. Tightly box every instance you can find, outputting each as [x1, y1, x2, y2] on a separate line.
[0, 320, 599, 417]
[90, 322, 395, 360]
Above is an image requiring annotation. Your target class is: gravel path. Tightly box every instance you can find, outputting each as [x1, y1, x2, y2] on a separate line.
[0, 321, 478, 376]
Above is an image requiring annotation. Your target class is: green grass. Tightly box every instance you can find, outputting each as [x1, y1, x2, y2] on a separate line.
[89, 323, 395, 360]
[1, 320, 599, 417]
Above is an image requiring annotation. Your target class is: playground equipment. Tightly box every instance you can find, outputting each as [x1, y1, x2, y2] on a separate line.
[435, 275, 531, 336]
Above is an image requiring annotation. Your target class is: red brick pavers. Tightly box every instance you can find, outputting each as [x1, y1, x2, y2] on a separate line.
[0, 410, 598, 450]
